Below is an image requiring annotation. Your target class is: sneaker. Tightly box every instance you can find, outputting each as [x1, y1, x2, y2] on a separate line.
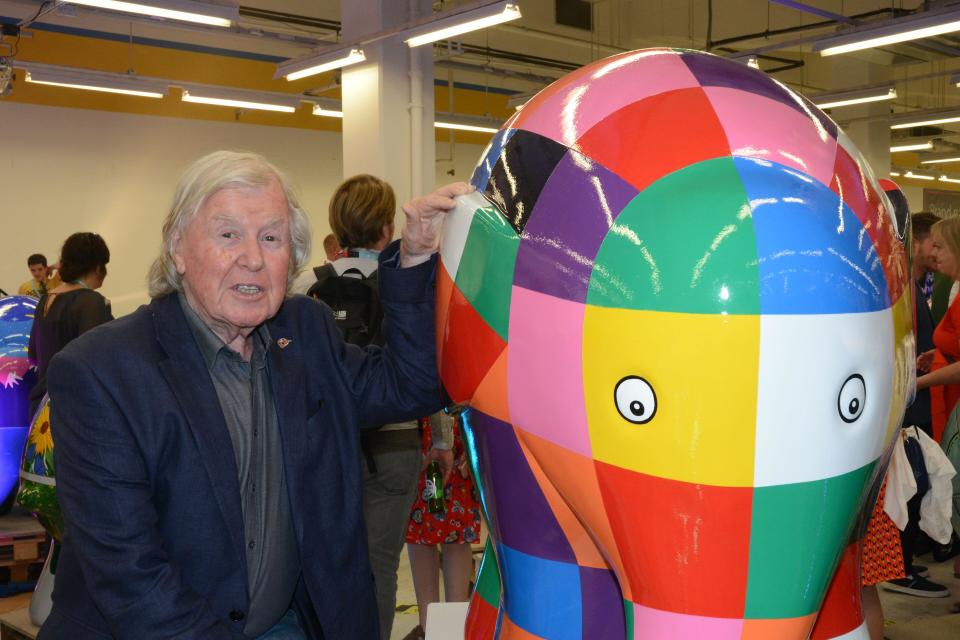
[908, 564, 930, 578]
[882, 575, 951, 598]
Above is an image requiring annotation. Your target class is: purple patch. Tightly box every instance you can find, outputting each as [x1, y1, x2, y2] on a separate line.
[679, 51, 812, 122]
[469, 411, 577, 563]
[580, 566, 627, 638]
[513, 151, 638, 303]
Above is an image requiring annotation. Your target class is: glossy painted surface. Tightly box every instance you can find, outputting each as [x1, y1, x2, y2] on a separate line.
[443, 49, 912, 640]
[0, 296, 37, 508]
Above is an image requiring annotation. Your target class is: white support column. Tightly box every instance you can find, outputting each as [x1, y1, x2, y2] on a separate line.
[340, 0, 435, 208]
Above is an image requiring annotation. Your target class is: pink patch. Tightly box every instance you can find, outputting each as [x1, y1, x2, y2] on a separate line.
[631, 604, 744, 640]
[507, 286, 592, 458]
[513, 49, 700, 150]
[705, 87, 838, 188]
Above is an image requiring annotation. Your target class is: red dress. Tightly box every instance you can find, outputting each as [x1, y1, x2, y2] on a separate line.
[931, 294, 960, 442]
[860, 479, 905, 586]
[405, 415, 482, 546]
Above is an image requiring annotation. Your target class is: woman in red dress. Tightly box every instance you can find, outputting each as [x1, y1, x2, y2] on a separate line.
[402, 410, 482, 640]
[929, 217, 960, 443]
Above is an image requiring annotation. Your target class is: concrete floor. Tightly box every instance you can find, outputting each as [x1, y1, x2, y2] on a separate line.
[879, 552, 960, 640]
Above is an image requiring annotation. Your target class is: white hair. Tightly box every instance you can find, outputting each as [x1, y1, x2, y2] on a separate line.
[148, 150, 312, 298]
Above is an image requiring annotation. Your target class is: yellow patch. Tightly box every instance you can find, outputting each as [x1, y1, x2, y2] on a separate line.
[582, 307, 759, 486]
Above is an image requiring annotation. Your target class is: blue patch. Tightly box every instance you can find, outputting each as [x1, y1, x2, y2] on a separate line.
[733, 156, 890, 314]
[498, 543, 582, 640]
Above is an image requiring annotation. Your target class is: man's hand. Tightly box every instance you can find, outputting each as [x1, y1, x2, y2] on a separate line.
[400, 182, 474, 268]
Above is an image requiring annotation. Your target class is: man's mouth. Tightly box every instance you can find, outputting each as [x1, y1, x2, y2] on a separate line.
[234, 284, 264, 295]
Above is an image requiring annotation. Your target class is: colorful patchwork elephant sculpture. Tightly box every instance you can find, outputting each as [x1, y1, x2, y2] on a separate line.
[436, 49, 914, 640]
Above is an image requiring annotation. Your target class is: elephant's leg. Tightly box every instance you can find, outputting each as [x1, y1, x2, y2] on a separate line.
[462, 410, 627, 639]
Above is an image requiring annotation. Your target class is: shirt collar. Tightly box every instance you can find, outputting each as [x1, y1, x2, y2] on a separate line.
[178, 292, 271, 370]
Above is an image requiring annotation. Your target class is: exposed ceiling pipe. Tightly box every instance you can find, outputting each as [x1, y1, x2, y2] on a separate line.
[711, 8, 901, 49]
[768, 0, 856, 24]
[434, 59, 560, 86]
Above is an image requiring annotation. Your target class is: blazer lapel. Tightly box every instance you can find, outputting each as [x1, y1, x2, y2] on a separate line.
[266, 310, 309, 490]
[152, 295, 247, 573]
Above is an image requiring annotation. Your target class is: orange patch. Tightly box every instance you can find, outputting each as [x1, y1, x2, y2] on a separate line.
[740, 614, 817, 640]
[471, 346, 511, 423]
[516, 428, 630, 599]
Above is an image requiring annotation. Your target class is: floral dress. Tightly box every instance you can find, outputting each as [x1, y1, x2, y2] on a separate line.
[405, 414, 482, 545]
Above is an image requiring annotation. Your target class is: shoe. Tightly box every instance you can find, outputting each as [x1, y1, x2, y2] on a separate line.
[907, 564, 930, 578]
[882, 575, 951, 598]
[933, 538, 960, 562]
[401, 624, 425, 640]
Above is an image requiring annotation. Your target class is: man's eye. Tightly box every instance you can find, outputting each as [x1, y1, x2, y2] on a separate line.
[263, 234, 279, 242]
[221, 231, 238, 239]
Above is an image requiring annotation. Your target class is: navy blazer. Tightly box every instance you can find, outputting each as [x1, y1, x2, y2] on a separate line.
[40, 248, 442, 640]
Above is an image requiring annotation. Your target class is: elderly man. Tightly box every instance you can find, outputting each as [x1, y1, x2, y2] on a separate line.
[41, 151, 470, 640]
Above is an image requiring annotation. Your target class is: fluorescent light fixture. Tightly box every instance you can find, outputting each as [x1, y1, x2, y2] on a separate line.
[278, 48, 366, 82]
[890, 171, 901, 176]
[64, 0, 237, 27]
[814, 8, 960, 56]
[891, 141, 933, 152]
[405, 1, 521, 48]
[312, 104, 343, 118]
[921, 156, 960, 165]
[22, 64, 166, 98]
[746, 56, 760, 69]
[940, 175, 960, 183]
[812, 87, 896, 109]
[905, 171, 935, 180]
[435, 121, 498, 133]
[890, 109, 960, 130]
[181, 88, 300, 113]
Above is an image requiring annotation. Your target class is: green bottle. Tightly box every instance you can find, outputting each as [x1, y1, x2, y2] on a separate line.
[425, 460, 445, 514]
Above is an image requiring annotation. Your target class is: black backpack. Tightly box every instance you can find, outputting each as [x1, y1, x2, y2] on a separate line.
[306, 263, 384, 347]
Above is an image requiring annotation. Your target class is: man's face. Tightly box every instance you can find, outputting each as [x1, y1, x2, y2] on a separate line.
[29, 264, 46, 282]
[913, 234, 938, 272]
[173, 179, 291, 342]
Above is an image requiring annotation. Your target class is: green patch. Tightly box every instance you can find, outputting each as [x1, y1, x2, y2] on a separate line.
[587, 157, 759, 315]
[745, 462, 875, 618]
[455, 205, 520, 341]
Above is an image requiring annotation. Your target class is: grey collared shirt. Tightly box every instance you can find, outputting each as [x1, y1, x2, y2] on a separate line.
[179, 294, 299, 637]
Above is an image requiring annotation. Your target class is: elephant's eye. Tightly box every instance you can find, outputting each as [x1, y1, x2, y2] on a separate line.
[615, 376, 657, 424]
[837, 374, 866, 423]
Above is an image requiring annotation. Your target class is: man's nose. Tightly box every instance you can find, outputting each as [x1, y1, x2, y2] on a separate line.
[238, 236, 265, 270]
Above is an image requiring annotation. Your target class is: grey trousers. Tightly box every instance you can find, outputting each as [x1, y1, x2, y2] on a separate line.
[361, 427, 422, 640]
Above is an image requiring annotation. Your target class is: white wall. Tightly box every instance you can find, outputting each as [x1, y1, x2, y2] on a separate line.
[1, 101, 486, 316]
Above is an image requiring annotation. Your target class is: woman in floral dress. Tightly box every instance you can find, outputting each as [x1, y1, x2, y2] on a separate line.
[402, 410, 482, 640]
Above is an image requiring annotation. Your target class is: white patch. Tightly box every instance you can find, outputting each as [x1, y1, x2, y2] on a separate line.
[754, 310, 895, 487]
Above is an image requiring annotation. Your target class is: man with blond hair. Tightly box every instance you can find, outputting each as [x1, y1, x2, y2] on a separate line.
[42, 150, 471, 640]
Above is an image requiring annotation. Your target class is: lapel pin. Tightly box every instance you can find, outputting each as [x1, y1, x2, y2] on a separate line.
[277, 338, 292, 349]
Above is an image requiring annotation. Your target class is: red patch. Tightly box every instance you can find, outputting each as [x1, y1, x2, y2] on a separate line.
[576, 87, 732, 192]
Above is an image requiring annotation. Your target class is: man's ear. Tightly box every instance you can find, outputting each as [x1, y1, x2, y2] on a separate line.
[171, 231, 187, 275]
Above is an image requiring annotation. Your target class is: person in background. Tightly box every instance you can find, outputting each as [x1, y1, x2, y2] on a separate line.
[881, 212, 951, 599]
[27, 233, 111, 417]
[402, 409, 481, 640]
[929, 216, 960, 443]
[18, 253, 61, 298]
[320, 174, 453, 640]
[322, 233, 343, 263]
[41, 150, 469, 639]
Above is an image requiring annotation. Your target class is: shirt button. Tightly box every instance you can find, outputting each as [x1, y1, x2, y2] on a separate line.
[248, 540, 256, 549]
[229, 609, 245, 622]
